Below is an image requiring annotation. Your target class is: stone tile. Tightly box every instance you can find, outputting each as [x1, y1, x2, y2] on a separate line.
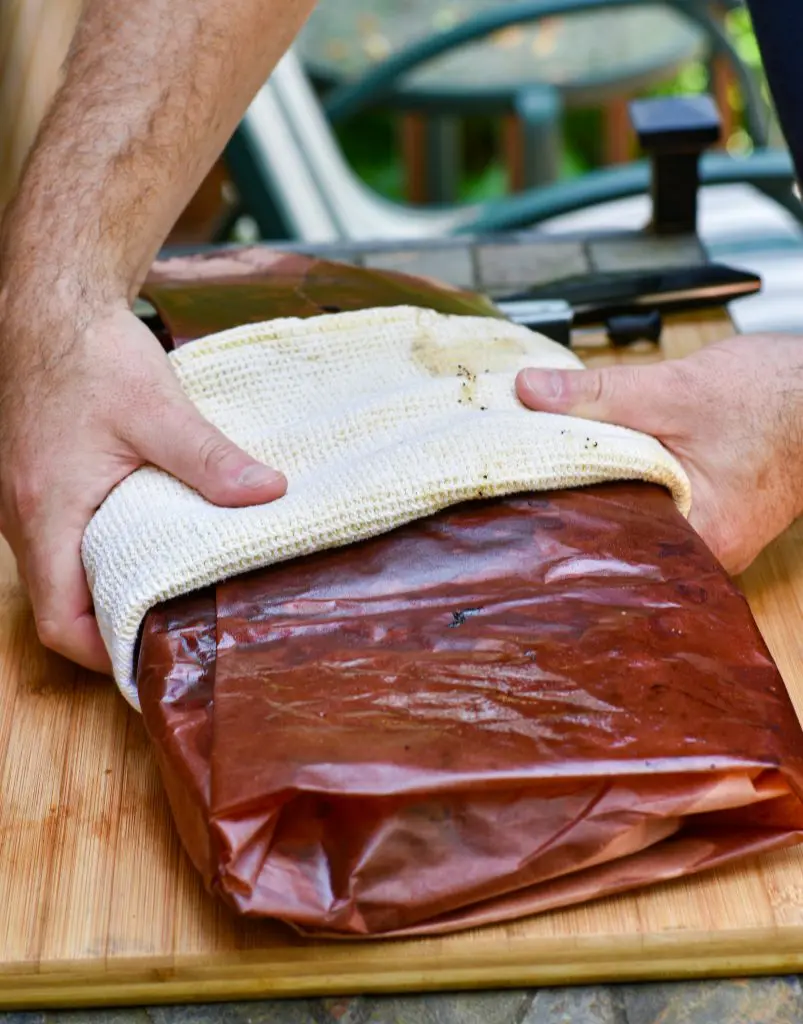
[362, 248, 475, 290]
[46, 1012, 151, 1024]
[523, 985, 623, 1024]
[148, 1002, 326, 1024]
[6, 982, 803, 1024]
[147, 995, 533, 1024]
[317, 996, 369, 1024]
[621, 977, 803, 1024]
[475, 241, 589, 294]
[355, 990, 532, 1024]
[587, 234, 704, 272]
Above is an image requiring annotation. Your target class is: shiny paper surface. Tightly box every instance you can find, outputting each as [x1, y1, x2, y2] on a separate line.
[143, 247, 502, 346]
[137, 486, 803, 936]
[135, 249, 803, 937]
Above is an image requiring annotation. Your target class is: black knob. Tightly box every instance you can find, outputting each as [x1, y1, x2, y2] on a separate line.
[606, 309, 663, 347]
[629, 95, 722, 236]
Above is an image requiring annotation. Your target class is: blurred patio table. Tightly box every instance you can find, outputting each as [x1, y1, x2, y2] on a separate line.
[297, 0, 712, 201]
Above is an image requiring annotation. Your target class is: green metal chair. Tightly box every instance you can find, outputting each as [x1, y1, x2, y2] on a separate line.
[222, 0, 794, 244]
[299, 0, 736, 198]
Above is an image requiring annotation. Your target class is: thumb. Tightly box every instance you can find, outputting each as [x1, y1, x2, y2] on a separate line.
[133, 398, 287, 507]
[515, 362, 682, 435]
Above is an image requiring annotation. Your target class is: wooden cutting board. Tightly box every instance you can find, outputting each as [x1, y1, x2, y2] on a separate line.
[2, 313, 803, 1011]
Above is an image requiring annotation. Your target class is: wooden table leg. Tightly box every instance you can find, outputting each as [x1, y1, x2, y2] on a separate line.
[503, 113, 526, 193]
[166, 160, 236, 246]
[603, 96, 632, 165]
[711, 55, 735, 147]
[402, 113, 428, 205]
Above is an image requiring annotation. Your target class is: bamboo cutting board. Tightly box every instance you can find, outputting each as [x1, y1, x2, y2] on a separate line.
[2, 314, 803, 1011]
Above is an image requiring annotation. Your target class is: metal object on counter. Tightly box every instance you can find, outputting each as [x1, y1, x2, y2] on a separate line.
[494, 297, 573, 346]
[499, 262, 761, 327]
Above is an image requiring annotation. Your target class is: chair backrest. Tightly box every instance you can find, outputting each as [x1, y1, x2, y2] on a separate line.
[233, 52, 472, 243]
[233, 60, 341, 242]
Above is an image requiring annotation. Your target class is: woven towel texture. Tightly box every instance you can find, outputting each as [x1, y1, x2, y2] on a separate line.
[82, 306, 690, 708]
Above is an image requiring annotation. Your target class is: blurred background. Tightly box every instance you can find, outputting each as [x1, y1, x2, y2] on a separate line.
[307, 0, 767, 202]
[0, 0, 777, 244]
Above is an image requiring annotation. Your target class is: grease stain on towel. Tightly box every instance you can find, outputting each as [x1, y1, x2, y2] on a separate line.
[411, 331, 526, 378]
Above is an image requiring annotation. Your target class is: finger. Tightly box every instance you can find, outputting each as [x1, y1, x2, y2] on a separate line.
[25, 523, 112, 673]
[515, 362, 685, 436]
[130, 398, 287, 507]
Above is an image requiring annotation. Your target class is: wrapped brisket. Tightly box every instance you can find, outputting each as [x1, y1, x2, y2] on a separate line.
[124, 248, 803, 937]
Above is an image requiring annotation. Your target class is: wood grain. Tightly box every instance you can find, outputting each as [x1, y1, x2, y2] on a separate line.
[2, 315, 803, 1010]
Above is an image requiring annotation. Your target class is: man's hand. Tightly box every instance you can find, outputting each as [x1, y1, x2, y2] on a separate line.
[0, 0, 316, 670]
[0, 303, 286, 673]
[516, 335, 803, 574]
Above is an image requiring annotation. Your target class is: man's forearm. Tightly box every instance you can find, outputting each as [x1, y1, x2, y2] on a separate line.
[0, 0, 315, 311]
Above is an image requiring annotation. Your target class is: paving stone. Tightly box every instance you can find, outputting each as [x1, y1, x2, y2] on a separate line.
[475, 241, 589, 293]
[523, 985, 623, 1024]
[355, 990, 532, 1024]
[46, 1011, 151, 1024]
[148, 1002, 327, 1024]
[362, 248, 475, 290]
[587, 234, 704, 272]
[178, 991, 536, 1024]
[621, 977, 803, 1024]
[6, 981, 803, 1024]
[148, 995, 533, 1024]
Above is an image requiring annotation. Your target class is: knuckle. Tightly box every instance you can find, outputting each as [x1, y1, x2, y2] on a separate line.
[197, 432, 236, 477]
[34, 614, 64, 652]
[584, 370, 606, 406]
[579, 367, 631, 410]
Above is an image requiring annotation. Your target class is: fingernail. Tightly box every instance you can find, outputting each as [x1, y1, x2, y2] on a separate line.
[522, 369, 563, 399]
[237, 464, 286, 489]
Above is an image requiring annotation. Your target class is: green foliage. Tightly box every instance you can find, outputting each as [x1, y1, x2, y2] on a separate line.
[334, 7, 765, 204]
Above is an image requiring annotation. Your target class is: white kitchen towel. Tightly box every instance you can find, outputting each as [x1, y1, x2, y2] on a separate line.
[82, 305, 690, 709]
